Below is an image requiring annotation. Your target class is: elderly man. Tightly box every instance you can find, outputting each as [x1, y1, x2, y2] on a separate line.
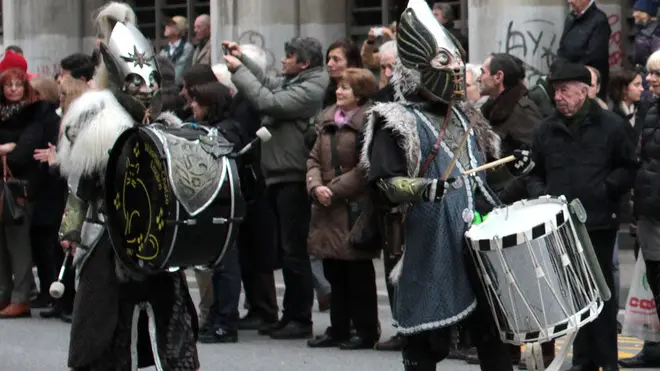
[159, 16, 194, 85]
[374, 40, 397, 103]
[527, 63, 637, 371]
[223, 37, 329, 340]
[557, 0, 611, 99]
[192, 14, 211, 65]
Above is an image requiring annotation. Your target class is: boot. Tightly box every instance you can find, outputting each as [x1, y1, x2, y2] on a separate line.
[0, 303, 30, 318]
[375, 333, 407, 351]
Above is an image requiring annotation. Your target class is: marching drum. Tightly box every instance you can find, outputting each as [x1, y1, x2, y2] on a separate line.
[104, 124, 245, 275]
[465, 196, 606, 370]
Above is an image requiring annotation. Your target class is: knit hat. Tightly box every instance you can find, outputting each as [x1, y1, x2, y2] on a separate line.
[547, 63, 591, 86]
[0, 50, 27, 73]
[633, 0, 658, 16]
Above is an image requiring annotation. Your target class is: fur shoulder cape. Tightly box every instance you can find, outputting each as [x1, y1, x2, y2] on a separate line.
[56, 89, 182, 179]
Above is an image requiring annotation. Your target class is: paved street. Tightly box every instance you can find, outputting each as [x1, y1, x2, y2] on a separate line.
[0, 248, 650, 370]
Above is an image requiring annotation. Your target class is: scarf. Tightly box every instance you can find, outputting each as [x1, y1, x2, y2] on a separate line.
[0, 101, 25, 122]
[334, 107, 358, 126]
[620, 101, 636, 127]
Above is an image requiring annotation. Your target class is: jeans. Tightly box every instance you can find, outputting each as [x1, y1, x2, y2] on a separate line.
[208, 244, 241, 333]
[267, 182, 314, 324]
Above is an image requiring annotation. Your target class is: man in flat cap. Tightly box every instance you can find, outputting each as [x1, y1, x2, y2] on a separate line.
[527, 63, 637, 371]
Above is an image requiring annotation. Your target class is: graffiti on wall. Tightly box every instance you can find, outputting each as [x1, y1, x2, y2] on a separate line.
[608, 13, 624, 67]
[499, 19, 558, 85]
[237, 30, 279, 75]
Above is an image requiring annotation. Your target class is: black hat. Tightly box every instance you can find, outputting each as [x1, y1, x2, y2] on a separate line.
[547, 63, 591, 86]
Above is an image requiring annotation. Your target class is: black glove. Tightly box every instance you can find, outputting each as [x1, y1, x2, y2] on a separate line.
[422, 178, 446, 202]
[507, 149, 535, 176]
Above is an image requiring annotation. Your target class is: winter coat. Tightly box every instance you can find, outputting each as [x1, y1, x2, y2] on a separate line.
[633, 20, 660, 67]
[634, 97, 660, 221]
[0, 100, 53, 198]
[527, 100, 638, 230]
[527, 77, 556, 119]
[158, 39, 194, 86]
[557, 4, 611, 99]
[231, 55, 329, 185]
[306, 103, 378, 261]
[192, 39, 211, 65]
[481, 85, 542, 204]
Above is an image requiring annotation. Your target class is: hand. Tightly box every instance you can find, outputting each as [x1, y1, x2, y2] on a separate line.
[508, 149, 534, 176]
[34, 143, 56, 164]
[424, 178, 448, 202]
[0, 142, 16, 155]
[223, 55, 243, 72]
[221, 41, 241, 58]
[368, 28, 377, 41]
[382, 27, 394, 40]
[60, 240, 77, 256]
[314, 186, 334, 207]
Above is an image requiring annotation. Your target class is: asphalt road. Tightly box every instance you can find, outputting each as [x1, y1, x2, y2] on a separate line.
[0, 249, 650, 371]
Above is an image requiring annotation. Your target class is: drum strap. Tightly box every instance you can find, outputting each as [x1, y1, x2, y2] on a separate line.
[419, 109, 451, 177]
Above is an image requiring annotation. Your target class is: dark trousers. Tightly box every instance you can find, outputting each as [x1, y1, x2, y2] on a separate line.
[572, 229, 618, 368]
[323, 259, 379, 340]
[241, 271, 278, 322]
[31, 224, 75, 311]
[267, 182, 313, 324]
[402, 251, 513, 371]
[238, 192, 278, 322]
[208, 244, 241, 332]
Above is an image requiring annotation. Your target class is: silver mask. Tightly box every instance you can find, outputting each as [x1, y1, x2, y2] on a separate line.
[396, 0, 466, 103]
[100, 22, 161, 108]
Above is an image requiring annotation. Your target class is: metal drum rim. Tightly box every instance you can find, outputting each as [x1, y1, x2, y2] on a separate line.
[465, 195, 571, 251]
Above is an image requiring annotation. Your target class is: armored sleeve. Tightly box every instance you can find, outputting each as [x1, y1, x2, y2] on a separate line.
[58, 193, 88, 243]
[368, 126, 449, 204]
[58, 173, 98, 242]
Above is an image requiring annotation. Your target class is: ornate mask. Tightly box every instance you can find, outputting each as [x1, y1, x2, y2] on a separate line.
[100, 22, 161, 108]
[396, 0, 466, 103]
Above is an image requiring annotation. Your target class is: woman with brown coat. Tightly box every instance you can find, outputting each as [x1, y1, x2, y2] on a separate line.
[306, 68, 380, 350]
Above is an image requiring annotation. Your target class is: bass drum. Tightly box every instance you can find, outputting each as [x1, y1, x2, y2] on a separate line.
[104, 124, 245, 275]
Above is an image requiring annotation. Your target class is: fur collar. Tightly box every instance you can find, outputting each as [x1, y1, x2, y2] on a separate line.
[359, 102, 501, 179]
[56, 89, 182, 179]
[481, 84, 528, 122]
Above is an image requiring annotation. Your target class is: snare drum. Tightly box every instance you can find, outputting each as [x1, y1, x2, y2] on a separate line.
[465, 196, 603, 345]
[104, 125, 245, 275]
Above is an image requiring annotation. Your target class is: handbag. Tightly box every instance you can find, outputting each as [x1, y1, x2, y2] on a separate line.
[0, 155, 28, 223]
[622, 253, 660, 341]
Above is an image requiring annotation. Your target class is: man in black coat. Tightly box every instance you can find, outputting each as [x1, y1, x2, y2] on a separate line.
[527, 63, 637, 371]
[557, 0, 611, 100]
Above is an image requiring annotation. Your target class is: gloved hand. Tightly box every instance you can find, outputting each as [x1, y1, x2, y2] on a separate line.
[507, 149, 535, 176]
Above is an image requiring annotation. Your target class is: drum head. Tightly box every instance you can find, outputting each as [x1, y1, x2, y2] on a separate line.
[105, 127, 175, 274]
[465, 197, 568, 249]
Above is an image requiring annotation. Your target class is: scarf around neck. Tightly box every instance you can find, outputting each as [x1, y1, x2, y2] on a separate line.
[0, 101, 25, 122]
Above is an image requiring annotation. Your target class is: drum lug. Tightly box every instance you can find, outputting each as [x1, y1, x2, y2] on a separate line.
[182, 219, 198, 226]
[212, 217, 244, 224]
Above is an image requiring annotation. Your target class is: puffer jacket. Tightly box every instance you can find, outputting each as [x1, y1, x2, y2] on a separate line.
[634, 97, 660, 221]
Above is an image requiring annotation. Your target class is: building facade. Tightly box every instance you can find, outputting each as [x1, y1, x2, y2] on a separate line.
[0, 0, 638, 82]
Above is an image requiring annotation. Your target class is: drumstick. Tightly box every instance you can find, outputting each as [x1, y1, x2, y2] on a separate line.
[462, 155, 516, 175]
